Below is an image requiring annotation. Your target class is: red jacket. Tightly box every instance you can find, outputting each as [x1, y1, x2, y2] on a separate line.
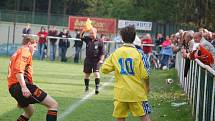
[162, 39, 171, 47]
[190, 45, 214, 65]
[37, 31, 48, 44]
[142, 39, 153, 54]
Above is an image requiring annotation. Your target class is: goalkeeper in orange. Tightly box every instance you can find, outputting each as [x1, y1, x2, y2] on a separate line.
[101, 25, 152, 121]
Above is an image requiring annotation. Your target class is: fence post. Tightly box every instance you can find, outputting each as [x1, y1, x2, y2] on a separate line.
[190, 61, 195, 104]
[176, 53, 215, 121]
[189, 61, 192, 100]
[0, 9, 1, 20]
[202, 70, 208, 121]
[195, 65, 201, 121]
[192, 62, 198, 116]
[7, 26, 10, 55]
[188, 60, 193, 99]
[210, 77, 215, 121]
[180, 58, 184, 87]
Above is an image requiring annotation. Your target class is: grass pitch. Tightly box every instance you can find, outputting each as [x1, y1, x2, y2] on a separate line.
[0, 57, 192, 121]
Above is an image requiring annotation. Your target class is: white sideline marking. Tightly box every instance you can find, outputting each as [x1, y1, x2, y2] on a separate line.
[58, 77, 114, 121]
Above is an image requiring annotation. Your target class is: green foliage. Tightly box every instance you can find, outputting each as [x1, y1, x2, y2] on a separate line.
[0, 0, 214, 29]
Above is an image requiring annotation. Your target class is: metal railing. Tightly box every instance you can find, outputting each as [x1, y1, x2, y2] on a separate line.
[175, 53, 215, 121]
[0, 9, 68, 26]
[0, 9, 196, 35]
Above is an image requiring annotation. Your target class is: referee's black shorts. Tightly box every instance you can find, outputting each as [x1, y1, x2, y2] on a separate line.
[83, 59, 101, 73]
[9, 83, 47, 108]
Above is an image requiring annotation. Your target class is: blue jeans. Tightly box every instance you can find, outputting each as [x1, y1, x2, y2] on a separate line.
[50, 43, 56, 61]
[59, 46, 67, 62]
[74, 46, 82, 63]
[38, 43, 46, 60]
[161, 54, 170, 67]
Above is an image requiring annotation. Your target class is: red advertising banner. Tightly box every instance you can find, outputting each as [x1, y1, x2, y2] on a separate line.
[68, 16, 116, 34]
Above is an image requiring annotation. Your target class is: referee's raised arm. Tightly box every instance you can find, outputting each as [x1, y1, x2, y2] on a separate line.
[80, 28, 86, 40]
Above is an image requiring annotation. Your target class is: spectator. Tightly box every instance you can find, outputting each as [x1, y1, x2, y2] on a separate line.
[80, 28, 105, 94]
[22, 23, 32, 35]
[58, 28, 71, 62]
[155, 33, 165, 64]
[101, 25, 151, 121]
[37, 26, 48, 60]
[181, 31, 194, 77]
[48, 26, 58, 61]
[194, 32, 215, 57]
[211, 33, 215, 47]
[160, 35, 173, 69]
[155, 33, 165, 52]
[198, 27, 205, 33]
[203, 31, 213, 42]
[176, 29, 185, 48]
[168, 34, 179, 68]
[192, 32, 215, 69]
[100, 34, 111, 57]
[170, 34, 180, 53]
[190, 45, 214, 67]
[142, 33, 153, 67]
[142, 33, 153, 55]
[74, 31, 83, 63]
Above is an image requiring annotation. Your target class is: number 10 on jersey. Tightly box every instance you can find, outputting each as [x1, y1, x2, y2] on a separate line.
[118, 58, 135, 75]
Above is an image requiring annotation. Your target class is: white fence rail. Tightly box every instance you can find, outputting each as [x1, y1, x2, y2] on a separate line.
[175, 53, 215, 121]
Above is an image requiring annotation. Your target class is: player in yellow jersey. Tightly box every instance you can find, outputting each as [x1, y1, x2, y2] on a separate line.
[101, 25, 151, 121]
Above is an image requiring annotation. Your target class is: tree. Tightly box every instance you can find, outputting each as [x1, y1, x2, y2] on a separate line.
[1, 0, 215, 29]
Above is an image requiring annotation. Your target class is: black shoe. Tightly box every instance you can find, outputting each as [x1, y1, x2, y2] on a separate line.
[95, 90, 99, 95]
[95, 86, 99, 95]
[85, 87, 89, 92]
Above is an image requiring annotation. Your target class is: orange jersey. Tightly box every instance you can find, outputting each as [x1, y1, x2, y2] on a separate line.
[8, 47, 33, 88]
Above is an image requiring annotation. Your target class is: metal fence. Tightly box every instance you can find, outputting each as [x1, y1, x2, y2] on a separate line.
[0, 35, 119, 62]
[0, 9, 68, 26]
[0, 9, 196, 35]
[175, 53, 215, 121]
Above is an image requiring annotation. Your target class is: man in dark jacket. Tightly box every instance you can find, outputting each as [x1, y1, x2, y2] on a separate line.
[74, 31, 83, 63]
[22, 23, 32, 35]
[58, 28, 71, 62]
[48, 26, 58, 61]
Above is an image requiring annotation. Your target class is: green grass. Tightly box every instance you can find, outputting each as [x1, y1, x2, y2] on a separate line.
[0, 57, 193, 121]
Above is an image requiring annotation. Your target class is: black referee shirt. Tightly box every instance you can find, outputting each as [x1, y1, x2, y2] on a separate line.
[82, 36, 105, 61]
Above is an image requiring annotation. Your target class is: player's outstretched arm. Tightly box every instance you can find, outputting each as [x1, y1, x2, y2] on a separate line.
[80, 29, 86, 40]
[101, 54, 114, 74]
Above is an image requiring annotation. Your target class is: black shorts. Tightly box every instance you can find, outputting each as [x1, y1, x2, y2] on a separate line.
[9, 83, 47, 108]
[83, 59, 101, 73]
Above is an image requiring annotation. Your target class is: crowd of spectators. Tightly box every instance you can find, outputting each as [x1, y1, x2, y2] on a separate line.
[22, 23, 83, 63]
[22, 23, 215, 72]
[137, 27, 215, 71]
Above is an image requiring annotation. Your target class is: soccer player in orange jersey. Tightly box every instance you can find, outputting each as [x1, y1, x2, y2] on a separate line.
[8, 37, 58, 121]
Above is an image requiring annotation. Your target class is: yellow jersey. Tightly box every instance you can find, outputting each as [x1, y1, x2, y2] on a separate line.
[101, 44, 149, 102]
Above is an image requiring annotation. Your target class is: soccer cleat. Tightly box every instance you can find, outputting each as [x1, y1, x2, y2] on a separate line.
[85, 86, 89, 92]
[95, 90, 99, 95]
[95, 86, 99, 95]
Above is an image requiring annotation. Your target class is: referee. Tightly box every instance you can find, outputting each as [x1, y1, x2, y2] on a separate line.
[80, 28, 105, 94]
